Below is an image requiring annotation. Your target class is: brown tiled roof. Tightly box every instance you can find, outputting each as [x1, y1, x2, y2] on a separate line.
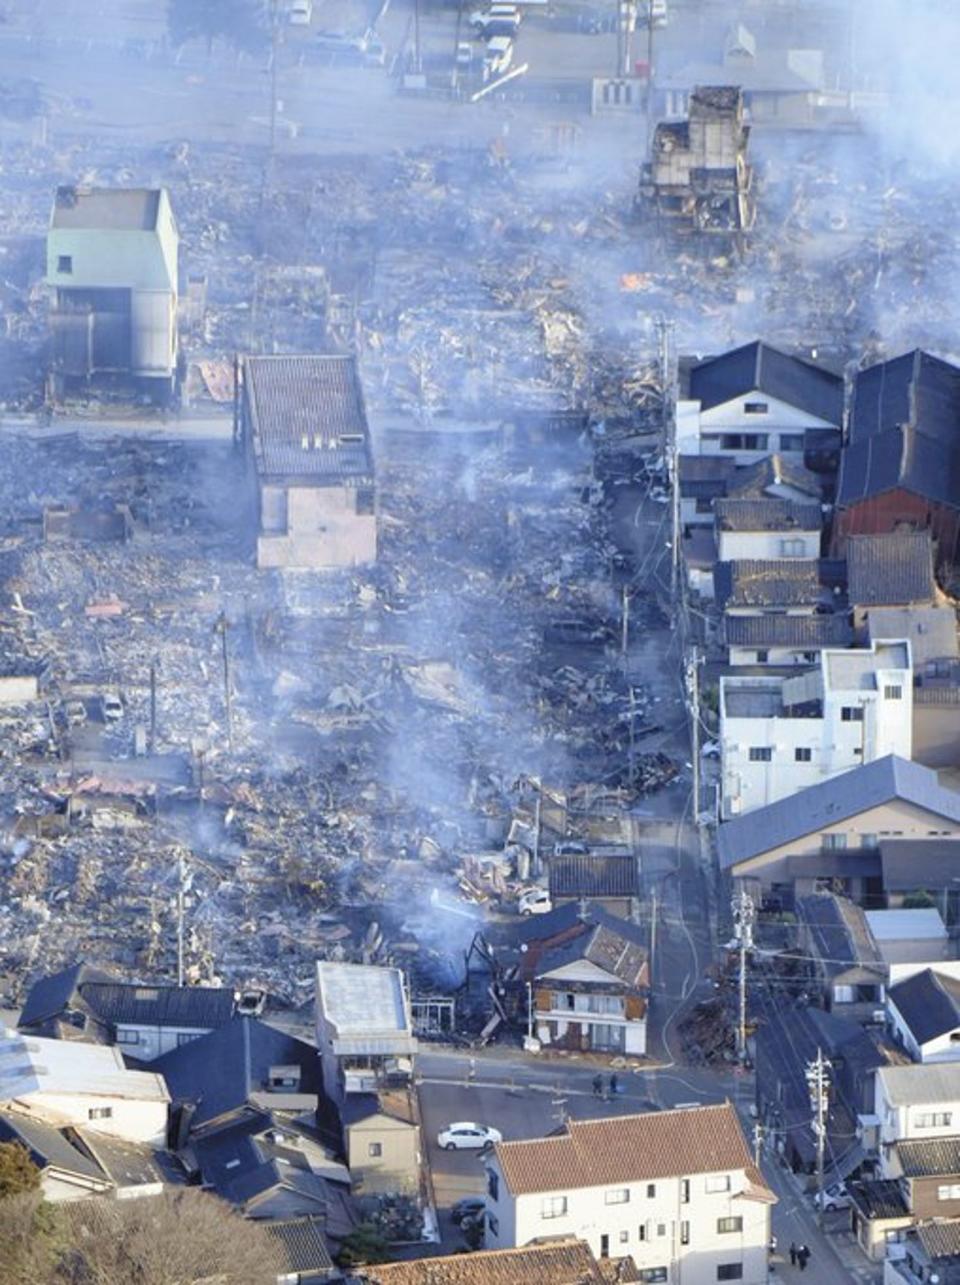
[493, 1104, 763, 1196]
[365, 1239, 604, 1284]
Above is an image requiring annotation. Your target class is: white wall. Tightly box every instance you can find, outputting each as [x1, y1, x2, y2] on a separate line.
[16, 1093, 167, 1146]
[678, 391, 837, 465]
[116, 1023, 207, 1062]
[258, 486, 377, 570]
[486, 1164, 770, 1285]
[728, 644, 823, 667]
[717, 528, 820, 562]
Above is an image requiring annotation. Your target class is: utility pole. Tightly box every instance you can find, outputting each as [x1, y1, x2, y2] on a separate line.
[176, 848, 187, 988]
[732, 887, 755, 1065]
[149, 658, 158, 753]
[687, 647, 701, 824]
[753, 1119, 764, 1168]
[656, 316, 680, 615]
[806, 1048, 832, 1228]
[649, 885, 658, 980]
[621, 583, 630, 661]
[215, 612, 234, 750]
[644, 0, 656, 150]
[526, 981, 534, 1043]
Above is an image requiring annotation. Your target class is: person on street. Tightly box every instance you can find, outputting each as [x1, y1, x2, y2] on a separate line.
[789, 1242, 797, 1267]
[592, 1074, 603, 1098]
[609, 1073, 619, 1096]
[798, 1245, 810, 1271]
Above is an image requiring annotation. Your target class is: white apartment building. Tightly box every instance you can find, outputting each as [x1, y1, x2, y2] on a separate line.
[679, 341, 843, 465]
[0, 1026, 169, 1145]
[484, 1104, 775, 1284]
[720, 640, 912, 818]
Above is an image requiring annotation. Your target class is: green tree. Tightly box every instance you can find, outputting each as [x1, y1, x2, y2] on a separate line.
[903, 888, 936, 909]
[0, 1193, 64, 1285]
[0, 1140, 41, 1198]
[337, 1222, 392, 1267]
[167, 0, 271, 55]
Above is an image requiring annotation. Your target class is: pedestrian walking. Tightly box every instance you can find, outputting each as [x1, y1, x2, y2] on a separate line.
[789, 1242, 797, 1267]
[592, 1074, 603, 1098]
[798, 1245, 810, 1271]
[609, 1073, 619, 1096]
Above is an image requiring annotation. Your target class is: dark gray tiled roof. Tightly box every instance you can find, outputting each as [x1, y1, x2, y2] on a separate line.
[718, 755, 960, 871]
[727, 454, 823, 499]
[888, 969, 960, 1046]
[244, 354, 373, 482]
[846, 532, 937, 606]
[836, 426, 960, 509]
[796, 893, 883, 976]
[916, 1219, 960, 1262]
[714, 559, 826, 609]
[0, 1110, 106, 1182]
[851, 350, 960, 448]
[723, 612, 853, 648]
[77, 1130, 163, 1188]
[848, 1179, 909, 1221]
[689, 342, 843, 423]
[714, 498, 822, 533]
[154, 1017, 320, 1130]
[18, 963, 112, 1028]
[265, 1217, 334, 1274]
[549, 853, 639, 899]
[81, 982, 234, 1030]
[897, 1137, 960, 1178]
[535, 921, 647, 988]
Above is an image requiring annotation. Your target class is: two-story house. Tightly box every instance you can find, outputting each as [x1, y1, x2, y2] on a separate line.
[719, 755, 960, 907]
[17, 964, 235, 1061]
[679, 341, 843, 465]
[795, 893, 886, 1022]
[483, 1103, 775, 1283]
[719, 640, 913, 818]
[0, 1025, 169, 1145]
[314, 962, 420, 1195]
[714, 498, 822, 563]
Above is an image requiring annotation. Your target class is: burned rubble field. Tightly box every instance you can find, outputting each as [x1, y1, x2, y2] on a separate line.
[0, 429, 672, 1011]
[2, 133, 960, 416]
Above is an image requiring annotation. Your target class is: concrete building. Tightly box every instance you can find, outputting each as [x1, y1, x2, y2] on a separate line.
[314, 962, 420, 1194]
[719, 640, 912, 818]
[639, 86, 755, 248]
[47, 186, 178, 393]
[678, 341, 843, 465]
[483, 1104, 775, 1282]
[0, 1025, 169, 1145]
[718, 755, 960, 906]
[241, 354, 376, 571]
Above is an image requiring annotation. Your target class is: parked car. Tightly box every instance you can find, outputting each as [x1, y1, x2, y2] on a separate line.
[64, 699, 87, 727]
[289, 0, 313, 23]
[517, 888, 551, 916]
[438, 1122, 503, 1151]
[814, 1182, 851, 1212]
[451, 1196, 486, 1225]
[102, 692, 124, 723]
[314, 30, 368, 53]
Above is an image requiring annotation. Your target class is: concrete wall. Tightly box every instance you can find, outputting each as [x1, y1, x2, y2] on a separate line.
[693, 391, 835, 465]
[347, 1114, 419, 1195]
[0, 676, 39, 704]
[18, 1093, 167, 1146]
[257, 485, 377, 570]
[914, 703, 960, 769]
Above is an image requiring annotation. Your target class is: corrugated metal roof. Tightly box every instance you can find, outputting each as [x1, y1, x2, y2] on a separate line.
[549, 853, 639, 899]
[878, 1063, 960, 1107]
[718, 755, 960, 871]
[244, 355, 373, 481]
[0, 1025, 169, 1103]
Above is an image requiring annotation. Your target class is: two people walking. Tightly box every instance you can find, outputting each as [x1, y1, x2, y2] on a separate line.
[789, 1242, 811, 1271]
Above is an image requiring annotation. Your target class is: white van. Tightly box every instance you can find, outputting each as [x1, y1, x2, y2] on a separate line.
[290, 0, 314, 24]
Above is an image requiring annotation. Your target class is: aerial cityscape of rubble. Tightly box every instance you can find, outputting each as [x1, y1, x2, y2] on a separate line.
[1, 1, 960, 1282]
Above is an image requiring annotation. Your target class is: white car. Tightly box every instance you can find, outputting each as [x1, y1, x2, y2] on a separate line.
[438, 1122, 503, 1151]
[814, 1182, 850, 1212]
[518, 888, 552, 916]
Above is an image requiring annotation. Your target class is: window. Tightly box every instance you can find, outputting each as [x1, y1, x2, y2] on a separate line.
[657, 1223, 666, 1237]
[779, 434, 804, 452]
[841, 706, 864, 722]
[57, 254, 73, 274]
[641, 1270, 667, 1284]
[600, 1235, 609, 1259]
[706, 1175, 731, 1193]
[795, 747, 812, 762]
[916, 1112, 952, 1128]
[605, 1189, 630, 1205]
[822, 833, 847, 852]
[680, 1178, 690, 1204]
[756, 650, 768, 663]
[541, 1196, 567, 1219]
[646, 1183, 656, 1199]
[638, 1225, 646, 1241]
[88, 1107, 113, 1120]
[355, 487, 375, 516]
[860, 833, 878, 850]
[717, 1267, 744, 1282]
[368, 1142, 382, 1158]
[937, 1184, 960, 1200]
[488, 1170, 499, 1201]
[176, 1032, 200, 1047]
[620, 1230, 629, 1244]
[749, 747, 772, 762]
[744, 402, 768, 415]
[780, 538, 805, 557]
[680, 1220, 690, 1245]
[718, 1216, 743, 1234]
[884, 685, 902, 700]
[488, 1213, 499, 1236]
[720, 433, 768, 451]
[116, 1029, 139, 1044]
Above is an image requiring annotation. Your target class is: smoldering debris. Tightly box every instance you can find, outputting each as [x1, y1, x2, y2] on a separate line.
[0, 425, 675, 1020]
